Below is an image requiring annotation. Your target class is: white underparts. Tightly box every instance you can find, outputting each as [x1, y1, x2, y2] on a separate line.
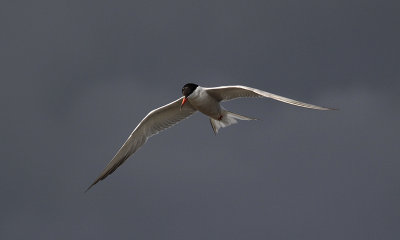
[209, 110, 256, 134]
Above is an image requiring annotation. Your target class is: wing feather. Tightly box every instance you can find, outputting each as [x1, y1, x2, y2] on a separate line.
[205, 85, 335, 110]
[86, 97, 196, 191]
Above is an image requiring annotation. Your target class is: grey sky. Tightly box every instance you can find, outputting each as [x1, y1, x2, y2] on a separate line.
[1, 1, 399, 239]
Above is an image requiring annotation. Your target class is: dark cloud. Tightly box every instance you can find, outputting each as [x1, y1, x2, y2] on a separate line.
[1, 1, 400, 239]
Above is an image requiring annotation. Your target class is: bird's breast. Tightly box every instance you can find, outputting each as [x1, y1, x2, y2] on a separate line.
[188, 91, 221, 119]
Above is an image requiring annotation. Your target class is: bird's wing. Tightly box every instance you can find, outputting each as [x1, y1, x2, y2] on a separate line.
[86, 97, 197, 191]
[205, 85, 335, 110]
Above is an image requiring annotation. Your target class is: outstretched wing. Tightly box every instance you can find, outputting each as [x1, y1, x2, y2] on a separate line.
[86, 97, 197, 191]
[205, 85, 335, 110]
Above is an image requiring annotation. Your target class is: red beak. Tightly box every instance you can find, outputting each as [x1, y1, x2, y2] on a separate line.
[180, 97, 187, 110]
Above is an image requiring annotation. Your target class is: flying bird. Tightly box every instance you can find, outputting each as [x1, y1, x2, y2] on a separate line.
[86, 83, 335, 191]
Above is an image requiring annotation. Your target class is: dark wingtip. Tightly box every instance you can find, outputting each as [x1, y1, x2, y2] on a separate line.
[327, 107, 339, 111]
[85, 179, 100, 193]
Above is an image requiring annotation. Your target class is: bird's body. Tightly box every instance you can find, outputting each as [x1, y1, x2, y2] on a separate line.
[187, 86, 222, 120]
[86, 83, 335, 191]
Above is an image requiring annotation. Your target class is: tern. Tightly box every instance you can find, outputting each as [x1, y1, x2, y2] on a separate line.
[86, 83, 335, 191]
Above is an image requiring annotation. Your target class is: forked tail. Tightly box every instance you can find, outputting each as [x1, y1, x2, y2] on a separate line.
[209, 110, 256, 134]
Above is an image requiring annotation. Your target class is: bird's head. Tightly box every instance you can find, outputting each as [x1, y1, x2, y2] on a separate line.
[181, 83, 198, 109]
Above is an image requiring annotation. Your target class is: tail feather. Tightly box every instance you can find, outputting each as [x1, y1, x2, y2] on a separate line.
[209, 110, 256, 134]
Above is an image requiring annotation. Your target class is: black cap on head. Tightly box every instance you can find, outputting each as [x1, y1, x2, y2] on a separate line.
[182, 83, 198, 97]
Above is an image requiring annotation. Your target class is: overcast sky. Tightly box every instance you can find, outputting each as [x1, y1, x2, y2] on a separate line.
[1, 1, 400, 239]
